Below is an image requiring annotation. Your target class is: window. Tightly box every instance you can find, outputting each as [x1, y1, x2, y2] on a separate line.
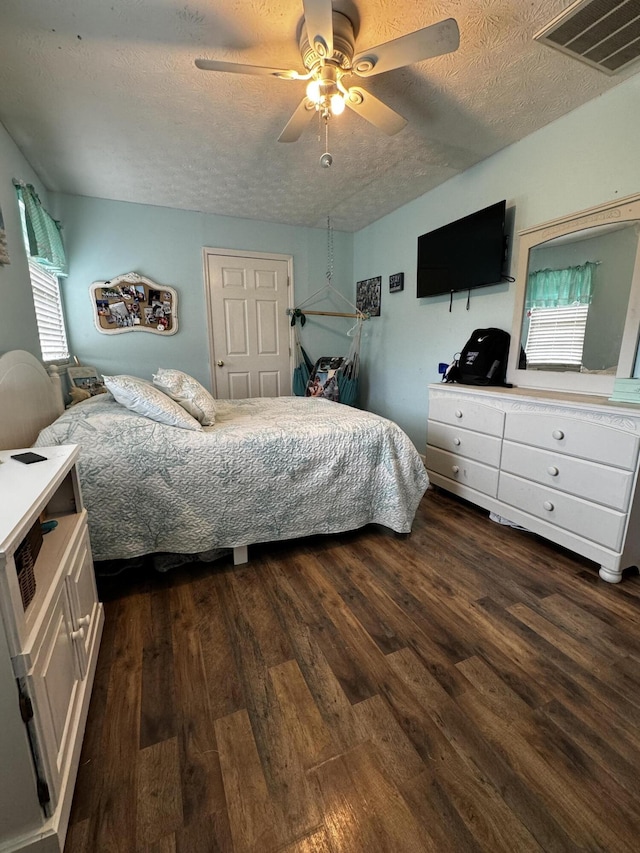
[27, 259, 69, 361]
[525, 304, 589, 368]
[18, 197, 69, 361]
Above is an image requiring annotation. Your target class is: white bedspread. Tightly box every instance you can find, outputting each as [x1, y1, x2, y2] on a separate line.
[36, 394, 429, 561]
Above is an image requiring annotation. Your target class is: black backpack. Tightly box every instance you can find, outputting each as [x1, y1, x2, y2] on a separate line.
[445, 328, 512, 386]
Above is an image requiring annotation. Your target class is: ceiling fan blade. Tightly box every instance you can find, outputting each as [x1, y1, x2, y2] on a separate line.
[352, 17, 460, 77]
[195, 58, 302, 79]
[345, 87, 407, 136]
[278, 98, 315, 143]
[302, 0, 334, 59]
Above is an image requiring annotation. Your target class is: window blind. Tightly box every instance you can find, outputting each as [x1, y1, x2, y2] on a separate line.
[29, 260, 69, 361]
[525, 304, 589, 366]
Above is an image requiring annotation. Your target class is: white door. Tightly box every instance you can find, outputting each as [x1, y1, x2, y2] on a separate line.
[204, 249, 293, 399]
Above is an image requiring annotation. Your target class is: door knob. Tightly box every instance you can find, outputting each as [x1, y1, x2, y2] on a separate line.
[217, 360, 224, 367]
[71, 627, 85, 641]
[78, 614, 91, 628]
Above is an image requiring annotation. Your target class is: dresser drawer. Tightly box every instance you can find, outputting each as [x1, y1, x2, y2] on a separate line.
[429, 395, 505, 437]
[498, 472, 626, 551]
[426, 446, 499, 496]
[427, 421, 502, 467]
[501, 441, 634, 512]
[504, 411, 639, 470]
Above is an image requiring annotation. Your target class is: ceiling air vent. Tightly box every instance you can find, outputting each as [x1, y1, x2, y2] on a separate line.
[535, 0, 640, 75]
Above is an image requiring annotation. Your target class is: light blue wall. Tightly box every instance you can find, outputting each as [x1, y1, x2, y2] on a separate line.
[50, 194, 353, 390]
[0, 123, 51, 358]
[6, 73, 640, 450]
[354, 74, 640, 450]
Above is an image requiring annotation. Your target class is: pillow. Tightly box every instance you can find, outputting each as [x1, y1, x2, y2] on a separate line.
[152, 368, 216, 426]
[103, 375, 202, 431]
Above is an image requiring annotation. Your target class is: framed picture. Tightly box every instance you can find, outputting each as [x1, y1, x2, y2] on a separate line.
[389, 272, 404, 293]
[89, 272, 178, 335]
[356, 276, 382, 317]
[67, 365, 104, 396]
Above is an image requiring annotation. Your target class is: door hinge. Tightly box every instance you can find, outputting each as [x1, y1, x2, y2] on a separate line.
[37, 779, 50, 807]
[19, 691, 33, 723]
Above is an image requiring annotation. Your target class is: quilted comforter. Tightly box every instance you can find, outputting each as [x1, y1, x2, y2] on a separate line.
[36, 394, 429, 561]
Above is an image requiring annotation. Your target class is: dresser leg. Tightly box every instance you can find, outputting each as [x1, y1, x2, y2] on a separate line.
[599, 565, 622, 583]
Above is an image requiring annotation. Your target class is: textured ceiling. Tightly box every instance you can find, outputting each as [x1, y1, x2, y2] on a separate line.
[0, 0, 638, 232]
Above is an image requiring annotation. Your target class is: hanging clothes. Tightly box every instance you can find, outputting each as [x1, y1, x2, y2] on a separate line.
[291, 217, 365, 405]
[292, 323, 315, 396]
[292, 316, 363, 406]
[336, 318, 362, 406]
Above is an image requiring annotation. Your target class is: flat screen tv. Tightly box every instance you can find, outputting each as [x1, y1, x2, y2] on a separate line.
[417, 200, 507, 298]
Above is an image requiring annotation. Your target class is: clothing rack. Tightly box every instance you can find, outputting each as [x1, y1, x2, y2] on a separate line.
[286, 308, 368, 319]
[288, 280, 370, 321]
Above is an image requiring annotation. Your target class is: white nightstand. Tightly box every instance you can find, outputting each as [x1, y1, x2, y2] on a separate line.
[0, 445, 104, 852]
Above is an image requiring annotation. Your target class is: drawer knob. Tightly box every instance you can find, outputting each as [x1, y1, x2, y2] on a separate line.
[78, 614, 91, 628]
[543, 500, 554, 511]
[452, 465, 460, 474]
[71, 627, 85, 641]
[455, 409, 463, 418]
[547, 466, 559, 477]
[453, 438, 461, 446]
[552, 429, 564, 440]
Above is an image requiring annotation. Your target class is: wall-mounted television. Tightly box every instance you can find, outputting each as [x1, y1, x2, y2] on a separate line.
[417, 200, 507, 298]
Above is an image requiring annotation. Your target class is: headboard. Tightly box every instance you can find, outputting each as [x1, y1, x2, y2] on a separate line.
[0, 350, 65, 450]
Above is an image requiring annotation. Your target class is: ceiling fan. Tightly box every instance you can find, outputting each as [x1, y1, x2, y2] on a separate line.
[195, 0, 459, 143]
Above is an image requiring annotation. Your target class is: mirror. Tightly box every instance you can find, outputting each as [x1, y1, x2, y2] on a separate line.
[508, 193, 640, 396]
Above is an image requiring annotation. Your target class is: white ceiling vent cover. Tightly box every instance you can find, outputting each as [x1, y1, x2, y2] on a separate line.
[535, 0, 640, 75]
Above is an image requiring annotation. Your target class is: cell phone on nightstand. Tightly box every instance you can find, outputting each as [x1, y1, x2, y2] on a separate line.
[10, 452, 47, 464]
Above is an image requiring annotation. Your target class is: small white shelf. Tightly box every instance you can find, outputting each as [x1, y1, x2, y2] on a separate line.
[0, 443, 103, 852]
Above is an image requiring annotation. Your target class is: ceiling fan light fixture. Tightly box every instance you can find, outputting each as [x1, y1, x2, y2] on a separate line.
[196, 2, 460, 144]
[306, 79, 321, 103]
[330, 93, 345, 115]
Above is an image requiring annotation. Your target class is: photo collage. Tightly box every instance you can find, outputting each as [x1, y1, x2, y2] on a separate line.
[93, 281, 175, 333]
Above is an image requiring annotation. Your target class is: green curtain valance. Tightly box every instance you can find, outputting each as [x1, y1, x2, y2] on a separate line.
[13, 181, 67, 277]
[526, 261, 596, 310]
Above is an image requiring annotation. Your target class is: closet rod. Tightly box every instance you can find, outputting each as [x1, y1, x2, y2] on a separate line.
[300, 309, 365, 318]
[287, 308, 368, 319]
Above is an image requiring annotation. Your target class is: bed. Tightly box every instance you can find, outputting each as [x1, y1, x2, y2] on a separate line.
[0, 350, 429, 565]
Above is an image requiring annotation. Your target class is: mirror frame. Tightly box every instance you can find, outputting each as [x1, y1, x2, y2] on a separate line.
[507, 192, 640, 396]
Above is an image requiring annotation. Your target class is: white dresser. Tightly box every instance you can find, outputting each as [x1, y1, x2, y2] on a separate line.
[0, 445, 103, 851]
[426, 383, 640, 583]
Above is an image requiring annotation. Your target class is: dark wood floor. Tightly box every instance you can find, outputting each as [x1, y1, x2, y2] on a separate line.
[65, 487, 640, 853]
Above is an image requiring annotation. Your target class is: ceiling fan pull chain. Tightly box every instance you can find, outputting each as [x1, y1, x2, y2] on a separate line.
[327, 216, 334, 284]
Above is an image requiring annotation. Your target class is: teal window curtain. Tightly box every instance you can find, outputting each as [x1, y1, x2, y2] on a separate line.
[13, 181, 67, 277]
[526, 261, 596, 310]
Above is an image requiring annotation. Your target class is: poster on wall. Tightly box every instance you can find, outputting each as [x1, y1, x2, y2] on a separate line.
[89, 271, 178, 335]
[356, 276, 382, 317]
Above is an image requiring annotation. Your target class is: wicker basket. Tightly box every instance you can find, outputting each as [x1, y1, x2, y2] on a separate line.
[15, 521, 43, 611]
